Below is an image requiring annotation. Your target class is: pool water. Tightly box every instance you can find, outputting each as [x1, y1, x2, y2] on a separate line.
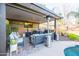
[64, 45, 79, 56]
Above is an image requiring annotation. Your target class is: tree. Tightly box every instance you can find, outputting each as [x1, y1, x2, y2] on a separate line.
[67, 10, 79, 24]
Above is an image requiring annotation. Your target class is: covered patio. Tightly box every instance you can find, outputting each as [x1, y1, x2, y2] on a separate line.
[0, 3, 61, 56]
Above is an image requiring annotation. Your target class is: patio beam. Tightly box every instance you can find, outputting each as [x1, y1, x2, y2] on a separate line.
[7, 18, 40, 24]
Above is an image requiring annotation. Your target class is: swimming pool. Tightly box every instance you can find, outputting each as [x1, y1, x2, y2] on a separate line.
[64, 45, 79, 56]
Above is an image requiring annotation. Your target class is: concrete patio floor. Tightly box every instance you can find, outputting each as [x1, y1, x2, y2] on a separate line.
[28, 41, 79, 56]
[12, 40, 79, 56]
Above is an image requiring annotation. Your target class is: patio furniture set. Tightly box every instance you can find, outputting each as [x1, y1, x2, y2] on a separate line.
[9, 30, 55, 55]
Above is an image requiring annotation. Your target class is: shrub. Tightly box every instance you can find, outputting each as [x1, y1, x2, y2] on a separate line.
[67, 33, 79, 41]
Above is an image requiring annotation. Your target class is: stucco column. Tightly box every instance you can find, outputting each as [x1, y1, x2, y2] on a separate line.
[0, 4, 6, 56]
